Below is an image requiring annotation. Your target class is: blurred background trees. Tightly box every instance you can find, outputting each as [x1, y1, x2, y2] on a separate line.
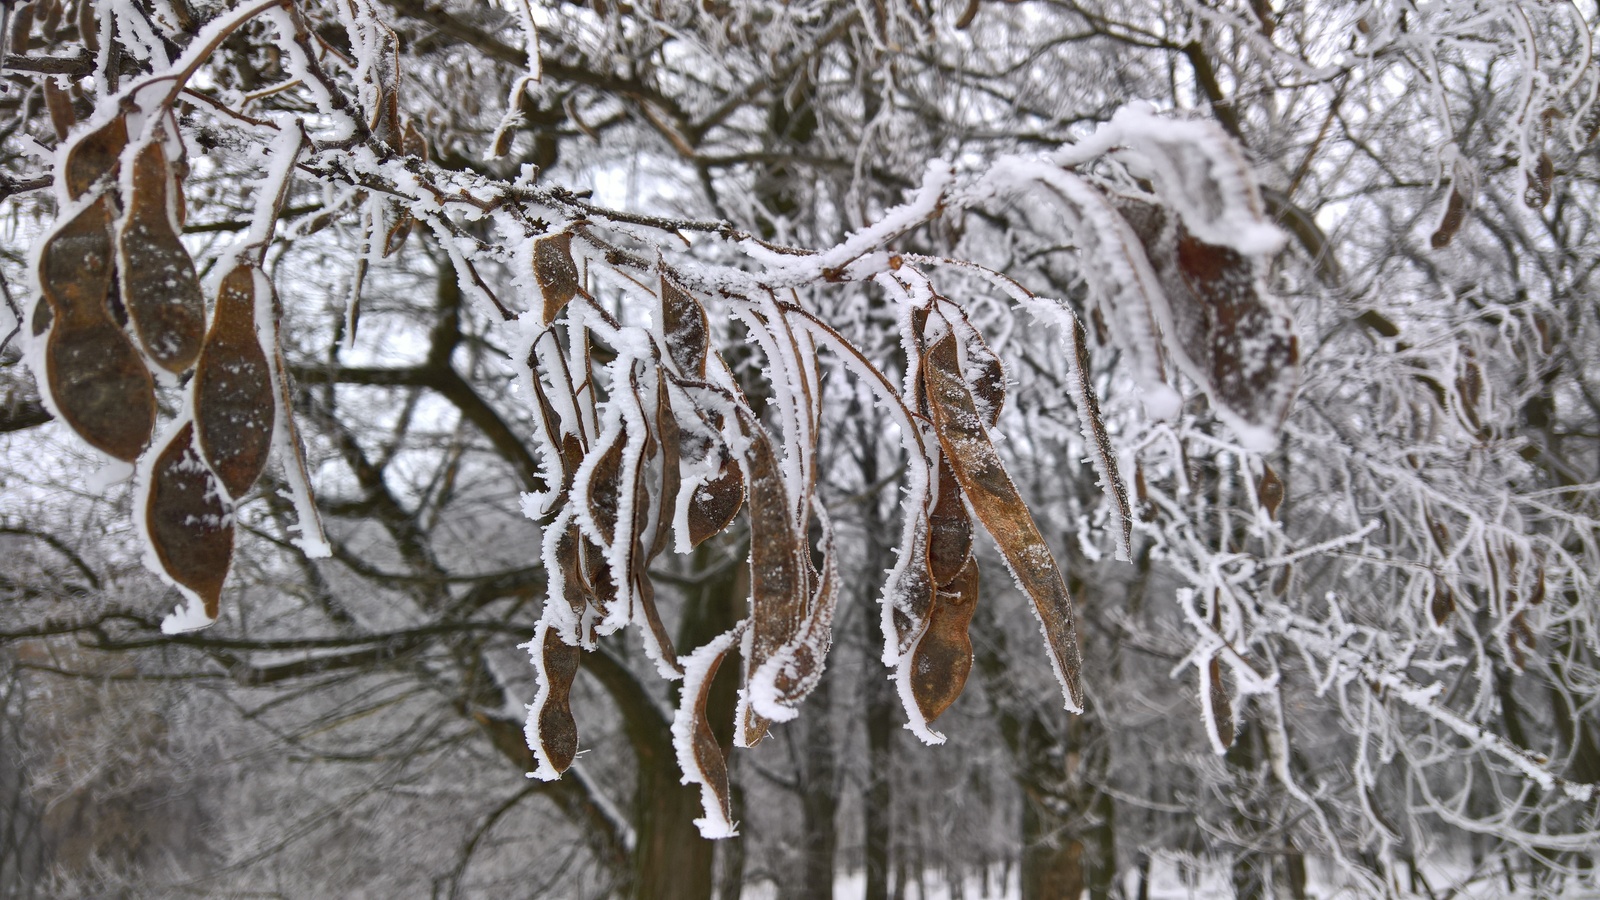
[3, 1, 1599, 898]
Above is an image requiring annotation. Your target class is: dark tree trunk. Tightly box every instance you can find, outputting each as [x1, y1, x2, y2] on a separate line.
[794, 675, 838, 900]
[1020, 790, 1085, 900]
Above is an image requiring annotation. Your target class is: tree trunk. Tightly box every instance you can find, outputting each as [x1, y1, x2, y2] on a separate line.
[630, 543, 747, 900]
[794, 675, 838, 900]
[1021, 791, 1085, 900]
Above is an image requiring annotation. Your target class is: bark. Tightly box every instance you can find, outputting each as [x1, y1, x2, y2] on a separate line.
[795, 674, 838, 900]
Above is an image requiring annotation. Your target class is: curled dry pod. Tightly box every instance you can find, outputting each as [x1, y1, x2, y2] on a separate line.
[764, 537, 841, 716]
[909, 556, 980, 723]
[195, 264, 276, 499]
[949, 308, 1005, 427]
[649, 380, 683, 560]
[64, 115, 127, 199]
[145, 421, 235, 621]
[585, 427, 626, 547]
[528, 624, 582, 777]
[1258, 463, 1285, 519]
[44, 79, 76, 142]
[534, 232, 588, 325]
[740, 424, 806, 747]
[1431, 577, 1455, 627]
[40, 197, 156, 462]
[923, 326, 1084, 711]
[382, 203, 413, 258]
[673, 627, 740, 839]
[660, 273, 709, 378]
[1430, 186, 1466, 249]
[687, 454, 744, 548]
[119, 140, 206, 373]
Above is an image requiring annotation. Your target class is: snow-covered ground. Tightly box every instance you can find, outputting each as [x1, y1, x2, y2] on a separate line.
[739, 855, 1600, 899]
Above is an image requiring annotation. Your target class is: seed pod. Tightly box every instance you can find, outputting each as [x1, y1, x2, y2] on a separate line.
[1431, 578, 1455, 627]
[64, 115, 127, 200]
[584, 427, 626, 547]
[528, 625, 582, 776]
[533, 232, 587, 325]
[1430, 187, 1466, 249]
[145, 421, 235, 621]
[687, 454, 744, 548]
[40, 197, 155, 462]
[44, 78, 75, 142]
[194, 264, 276, 499]
[923, 325, 1083, 712]
[909, 556, 980, 723]
[660, 273, 709, 378]
[740, 423, 806, 747]
[927, 457, 972, 587]
[1258, 464, 1285, 519]
[119, 140, 206, 373]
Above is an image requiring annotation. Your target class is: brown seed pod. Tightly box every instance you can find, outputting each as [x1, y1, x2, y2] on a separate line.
[534, 232, 588, 325]
[119, 140, 206, 373]
[686, 454, 744, 548]
[740, 423, 806, 747]
[64, 115, 127, 200]
[145, 421, 235, 621]
[1431, 578, 1455, 627]
[923, 326, 1083, 711]
[530, 626, 582, 775]
[909, 556, 980, 723]
[44, 78, 76, 142]
[194, 264, 276, 499]
[40, 197, 156, 462]
[1258, 464, 1285, 519]
[1430, 187, 1466, 249]
[584, 427, 626, 546]
[927, 457, 972, 587]
[660, 273, 710, 378]
[675, 629, 739, 836]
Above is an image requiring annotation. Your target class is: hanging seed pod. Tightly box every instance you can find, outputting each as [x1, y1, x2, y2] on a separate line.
[1430, 186, 1466, 249]
[1431, 577, 1455, 627]
[673, 627, 741, 838]
[740, 424, 806, 747]
[382, 203, 413, 258]
[534, 232, 588, 325]
[584, 427, 626, 547]
[528, 624, 582, 776]
[686, 453, 744, 547]
[194, 264, 276, 499]
[923, 326, 1083, 712]
[1258, 464, 1285, 519]
[64, 115, 127, 200]
[145, 421, 235, 620]
[909, 556, 980, 723]
[44, 79, 76, 142]
[118, 140, 206, 373]
[927, 457, 972, 587]
[40, 197, 156, 462]
[660, 273, 710, 378]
